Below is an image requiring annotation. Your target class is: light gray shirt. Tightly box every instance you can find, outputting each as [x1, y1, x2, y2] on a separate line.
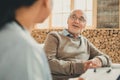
[0, 21, 52, 80]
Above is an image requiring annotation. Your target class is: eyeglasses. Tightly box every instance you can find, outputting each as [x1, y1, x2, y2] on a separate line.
[70, 15, 86, 23]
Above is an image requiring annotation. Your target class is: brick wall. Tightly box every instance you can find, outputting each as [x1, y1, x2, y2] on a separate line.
[31, 29, 120, 63]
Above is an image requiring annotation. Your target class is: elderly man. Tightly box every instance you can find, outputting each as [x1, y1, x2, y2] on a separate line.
[44, 9, 111, 80]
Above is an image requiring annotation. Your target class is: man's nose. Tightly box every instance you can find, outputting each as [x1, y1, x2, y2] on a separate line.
[74, 18, 80, 23]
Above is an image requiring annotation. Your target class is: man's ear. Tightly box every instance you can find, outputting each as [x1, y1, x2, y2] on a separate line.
[83, 21, 86, 27]
[67, 18, 69, 24]
[82, 22, 86, 30]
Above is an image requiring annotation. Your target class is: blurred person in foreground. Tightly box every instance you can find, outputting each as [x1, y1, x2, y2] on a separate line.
[0, 0, 53, 80]
[44, 9, 111, 80]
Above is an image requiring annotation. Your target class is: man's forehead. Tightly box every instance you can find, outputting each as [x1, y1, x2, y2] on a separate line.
[70, 10, 86, 19]
[71, 10, 83, 15]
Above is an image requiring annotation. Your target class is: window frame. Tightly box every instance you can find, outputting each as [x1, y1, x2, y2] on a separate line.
[119, 0, 120, 28]
[35, 0, 96, 29]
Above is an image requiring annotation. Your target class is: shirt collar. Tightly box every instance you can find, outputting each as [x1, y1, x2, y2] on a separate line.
[62, 29, 81, 38]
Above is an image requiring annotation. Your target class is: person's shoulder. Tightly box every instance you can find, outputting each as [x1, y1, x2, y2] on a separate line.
[49, 31, 58, 35]
[48, 31, 62, 37]
[80, 35, 88, 40]
[80, 35, 94, 46]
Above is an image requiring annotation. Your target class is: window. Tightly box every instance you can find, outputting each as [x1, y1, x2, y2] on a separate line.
[74, 0, 93, 26]
[36, 0, 95, 29]
[52, 0, 70, 28]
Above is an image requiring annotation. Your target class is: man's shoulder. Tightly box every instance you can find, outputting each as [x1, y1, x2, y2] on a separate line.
[49, 31, 58, 35]
[49, 30, 63, 34]
[48, 31, 63, 37]
[80, 35, 88, 40]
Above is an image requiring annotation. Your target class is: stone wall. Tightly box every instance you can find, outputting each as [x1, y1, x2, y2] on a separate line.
[31, 29, 120, 63]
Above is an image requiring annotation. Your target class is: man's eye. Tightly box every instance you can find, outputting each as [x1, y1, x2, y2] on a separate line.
[79, 18, 85, 21]
[79, 18, 83, 21]
[72, 16, 76, 18]
[72, 16, 76, 19]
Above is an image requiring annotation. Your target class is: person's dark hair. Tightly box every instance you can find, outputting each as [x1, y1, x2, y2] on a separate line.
[0, 0, 37, 30]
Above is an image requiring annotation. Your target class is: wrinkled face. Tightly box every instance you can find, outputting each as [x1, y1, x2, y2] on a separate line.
[67, 10, 86, 34]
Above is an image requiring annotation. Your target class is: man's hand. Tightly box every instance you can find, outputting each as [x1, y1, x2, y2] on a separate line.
[89, 57, 102, 68]
[78, 77, 85, 80]
[83, 58, 102, 71]
[83, 60, 92, 71]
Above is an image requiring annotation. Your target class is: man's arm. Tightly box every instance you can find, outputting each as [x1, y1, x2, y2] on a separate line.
[86, 38, 112, 67]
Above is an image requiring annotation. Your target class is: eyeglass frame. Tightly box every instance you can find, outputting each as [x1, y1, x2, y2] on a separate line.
[69, 14, 86, 23]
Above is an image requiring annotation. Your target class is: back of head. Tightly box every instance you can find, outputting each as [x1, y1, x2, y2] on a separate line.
[0, 0, 37, 29]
